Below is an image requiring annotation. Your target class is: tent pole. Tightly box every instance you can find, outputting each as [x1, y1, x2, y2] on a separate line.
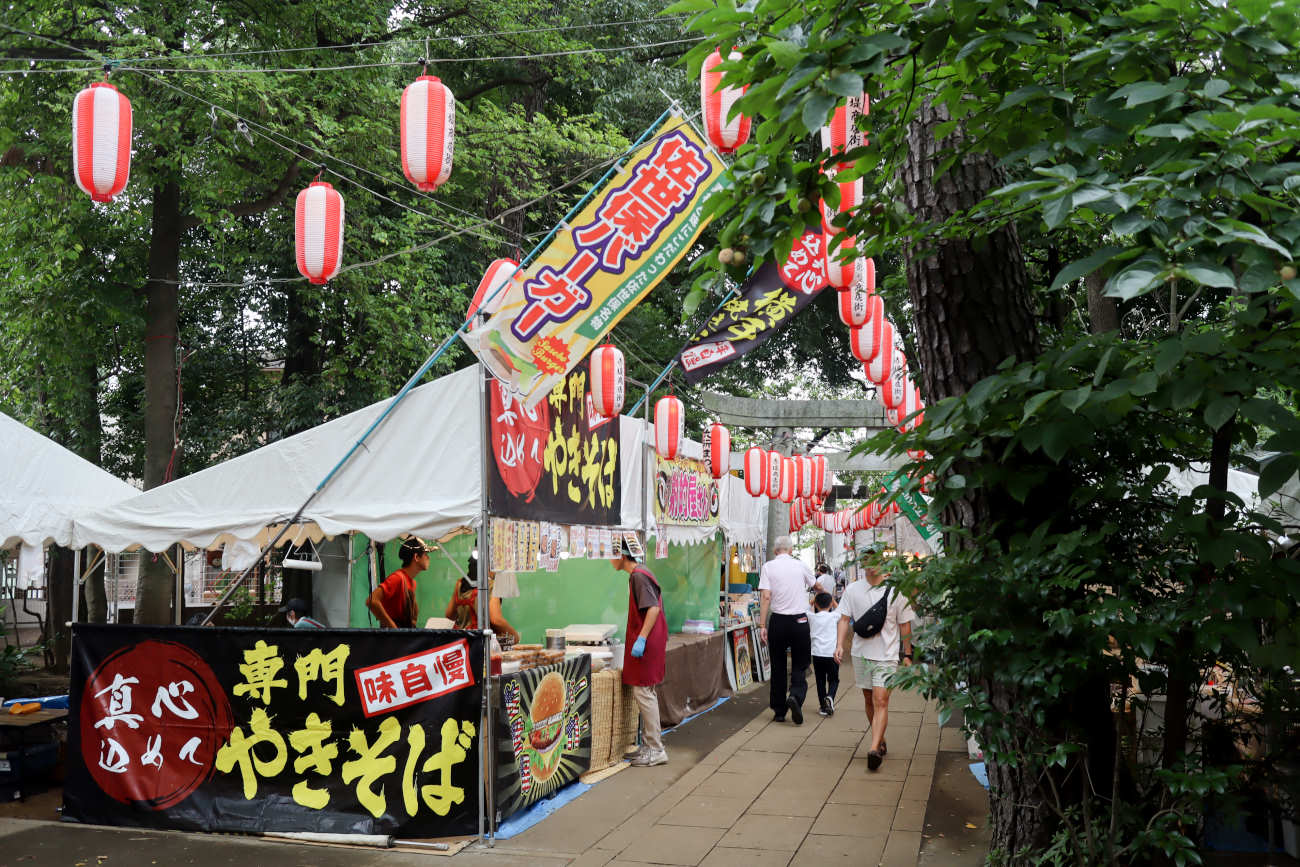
[71, 549, 81, 625]
[477, 360, 494, 844]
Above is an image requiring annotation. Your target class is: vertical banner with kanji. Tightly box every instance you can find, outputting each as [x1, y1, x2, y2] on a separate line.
[653, 456, 720, 528]
[677, 229, 831, 384]
[494, 655, 592, 820]
[462, 116, 726, 407]
[65, 625, 484, 837]
[487, 356, 621, 525]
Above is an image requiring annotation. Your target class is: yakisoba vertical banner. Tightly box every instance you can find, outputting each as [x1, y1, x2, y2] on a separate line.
[462, 116, 727, 407]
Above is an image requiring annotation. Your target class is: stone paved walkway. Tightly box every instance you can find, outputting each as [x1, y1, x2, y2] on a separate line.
[462, 676, 943, 866]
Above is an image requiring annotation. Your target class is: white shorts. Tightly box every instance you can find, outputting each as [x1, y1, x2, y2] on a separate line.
[852, 657, 897, 690]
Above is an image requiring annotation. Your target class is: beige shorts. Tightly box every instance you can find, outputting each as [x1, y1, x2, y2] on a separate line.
[852, 657, 897, 690]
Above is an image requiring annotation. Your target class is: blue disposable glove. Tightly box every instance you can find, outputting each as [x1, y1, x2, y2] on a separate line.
[631, 636, 647, 658]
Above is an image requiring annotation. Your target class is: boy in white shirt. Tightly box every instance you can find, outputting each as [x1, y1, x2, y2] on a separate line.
[808, 591, 840, 716]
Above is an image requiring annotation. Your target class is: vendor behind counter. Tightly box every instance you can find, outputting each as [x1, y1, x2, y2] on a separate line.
[446, 558, 520, 644]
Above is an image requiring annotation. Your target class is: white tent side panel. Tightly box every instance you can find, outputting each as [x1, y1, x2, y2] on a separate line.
[0, 412, 140, 549]
[72, 366, 483, 553]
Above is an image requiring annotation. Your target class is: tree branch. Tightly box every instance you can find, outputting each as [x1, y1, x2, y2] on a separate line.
[180, 157, 303, 231]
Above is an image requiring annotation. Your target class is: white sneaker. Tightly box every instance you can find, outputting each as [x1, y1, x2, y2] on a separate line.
[623, 745, 644, 760]
[631, 748, 668, 767]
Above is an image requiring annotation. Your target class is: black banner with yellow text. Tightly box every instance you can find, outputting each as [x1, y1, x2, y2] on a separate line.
[65, 624, 484, 837]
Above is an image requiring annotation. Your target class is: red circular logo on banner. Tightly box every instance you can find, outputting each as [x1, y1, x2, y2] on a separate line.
[490, 380, 551, 502]
[80, 640, 233, 809]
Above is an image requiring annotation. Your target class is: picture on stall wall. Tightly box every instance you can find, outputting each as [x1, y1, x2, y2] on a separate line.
[731, 629, 753, 689]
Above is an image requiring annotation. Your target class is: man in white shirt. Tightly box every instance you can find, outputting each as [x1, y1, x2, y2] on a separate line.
[834, 558, 916, 770]
[759, 535, 816, 724]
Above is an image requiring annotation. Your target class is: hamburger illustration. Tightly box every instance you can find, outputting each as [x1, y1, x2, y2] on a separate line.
[526, 672, 567, 782]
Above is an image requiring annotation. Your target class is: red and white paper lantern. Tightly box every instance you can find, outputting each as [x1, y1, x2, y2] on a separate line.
[821, 177, 863, 290]
[73, 81, 132, 202]
[588, 344, 625, 417]
[466, 258, 519, 330]
[797, 456, 815, 499]
[743, 447, 767, 497]
[701, 48, 751, 154]
[779, 456, 797, 504]
[811, 454, 830, 497]
[880, 362, 909, 411]
[706, 423, 731, 480]
[865, 325, 900, 384]
[765, 450, 783, 499]
[654, 395, 684, 459]
[901, 383, 925, 431]
[295, 181, 345, 284]
[400, 76, 455, 192]
[820, 92, 869, 170]
[837, 268, 873, 327]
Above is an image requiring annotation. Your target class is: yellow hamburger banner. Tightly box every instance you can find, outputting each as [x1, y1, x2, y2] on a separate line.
[462, 116, 727, 407]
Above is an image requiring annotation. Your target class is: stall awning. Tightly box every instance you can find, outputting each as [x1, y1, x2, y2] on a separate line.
[0, 412, 140, 549]
[71, 366, 482, 553]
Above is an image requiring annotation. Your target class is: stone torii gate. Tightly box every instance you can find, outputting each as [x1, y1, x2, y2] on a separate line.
[700, 391, 904, 558]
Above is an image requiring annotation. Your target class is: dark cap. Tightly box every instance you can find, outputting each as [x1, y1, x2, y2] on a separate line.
[279, 597, 309, 616]
[399, 536, 429, 565]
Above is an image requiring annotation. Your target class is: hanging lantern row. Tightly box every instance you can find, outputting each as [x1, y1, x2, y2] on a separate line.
[589, 344, 626, 418]
[701, 48, 752, 154]
[76, 75, 460, 285]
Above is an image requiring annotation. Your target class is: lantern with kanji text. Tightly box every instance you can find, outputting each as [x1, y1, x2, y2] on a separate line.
[400, 76, 455, 192]
[705, 423, 731, 480]
[588, 344, 625, 417]
[765, 450, 783, 499]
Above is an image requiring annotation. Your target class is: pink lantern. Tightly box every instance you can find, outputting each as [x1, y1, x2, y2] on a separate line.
[400, 76, 455, 192]
[820, 92, 869, 170]
[779, 457, 797, 503]
[72, 81, 132, 202]
[743, 447, 767, 497]
[466, 258, 519, 330]
[765, 450, 783, 499]
[706, 423, 731, 480]
[588, 345, 625, 417]
[837, 269, 873, 327]
[865, 325, 899, 384]
[295, 181, 345, 284]
[654, 395, 684, 459]
[701, 48, 751, 154]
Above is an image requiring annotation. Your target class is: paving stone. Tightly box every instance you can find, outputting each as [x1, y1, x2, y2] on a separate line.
[719, 750, 791, 777]
[803, 727, 864, 749]
[892, 798, 927, 833]
[616, 825, 725, 865]
[660, 795, 752, 828]
[698, 847, 794, 867]
[566, 849, 616, 867]
[826, 778, 903, 807]
[720, 813, 813, 852]
[847, 756, 910, 780]
[810, 802, 895, 839]
[748, 785, 833, 817]
[690, 771, 775, 801]
[879, 830, 923, 866]
[901, 774, 932, 802]
[907, 754, 936, 778]
[791, 832, 887, 864]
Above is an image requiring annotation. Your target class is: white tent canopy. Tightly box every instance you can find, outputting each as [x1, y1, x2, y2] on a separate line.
[72, 367, 483, 553]
[0, 412, 140, 549]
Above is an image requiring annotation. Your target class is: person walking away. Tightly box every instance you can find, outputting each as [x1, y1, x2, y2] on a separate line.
[280, 597, 325, 628]
[813, 563, 835, 596]
[366, 537, 429, 628]
[808, 591, 840, 716]
[835, 558, 916, 770]
[611, 537, 669, 767]
[759, 535, 816, 724]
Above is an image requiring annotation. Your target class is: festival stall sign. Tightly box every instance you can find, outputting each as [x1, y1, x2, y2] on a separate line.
[653, 455, 721, 529]
[730, 629, 754, 689]
[462, 116, 727, 408]
[66, 624, 484, 837]
[495, 655, 592, 820]
[488, 356, 621, 526]
[678, 228, 831, 384]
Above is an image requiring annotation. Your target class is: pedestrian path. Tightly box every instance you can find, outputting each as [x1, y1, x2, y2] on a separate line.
[465, 678, 943, 866]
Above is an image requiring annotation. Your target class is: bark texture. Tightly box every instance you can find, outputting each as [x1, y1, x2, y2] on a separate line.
[901, 99, 1051, 859]
[1086, 270, 1120, 334]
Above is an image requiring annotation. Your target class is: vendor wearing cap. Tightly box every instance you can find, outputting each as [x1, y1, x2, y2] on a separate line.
[610, 535, 669, 767]
[280, 597, 325, 628]
[445, 558, 521, 644]
[366, 537, 429, 628]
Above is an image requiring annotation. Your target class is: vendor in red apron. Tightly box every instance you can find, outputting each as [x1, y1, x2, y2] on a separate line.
[611, 535, 668, 767]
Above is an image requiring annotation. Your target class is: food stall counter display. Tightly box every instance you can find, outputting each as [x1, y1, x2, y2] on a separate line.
[564, 624, 618, 644]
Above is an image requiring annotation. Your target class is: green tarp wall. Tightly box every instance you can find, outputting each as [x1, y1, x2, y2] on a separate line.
[349, 533, 722, 643]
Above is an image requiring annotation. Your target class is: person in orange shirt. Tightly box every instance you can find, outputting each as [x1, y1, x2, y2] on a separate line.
[366, 537, 428, 628]
[445, 558, 520, 643]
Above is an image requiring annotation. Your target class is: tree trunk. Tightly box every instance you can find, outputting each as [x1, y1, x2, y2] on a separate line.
[1086, 271, 1120, 334]
[134, 177, 183, 624]
[76, 361, 109, 622]
[46, 545, 74, 672]
[901, 98, 1051, 858]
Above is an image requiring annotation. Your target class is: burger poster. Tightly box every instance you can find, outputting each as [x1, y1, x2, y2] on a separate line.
[495, 656, 592, 819]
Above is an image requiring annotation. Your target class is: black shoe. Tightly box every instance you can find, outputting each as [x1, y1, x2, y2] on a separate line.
[867, 750, 883, 771]
[827, 696, 835, 716]
[879, 740, 887, 757]
[773, 711, 786, 723]
[786, 696, 803, 725]
[818, 699, 830, 717]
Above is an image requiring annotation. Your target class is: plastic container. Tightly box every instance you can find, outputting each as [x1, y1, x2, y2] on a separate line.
[609, 642, 625, 671]
[545, 628, 567, 651]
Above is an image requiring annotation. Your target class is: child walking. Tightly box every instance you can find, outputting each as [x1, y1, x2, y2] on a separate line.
[809, 591, 840, 716]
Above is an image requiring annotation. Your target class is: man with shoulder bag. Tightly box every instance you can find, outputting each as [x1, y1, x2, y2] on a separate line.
[834, 555, 916, 770]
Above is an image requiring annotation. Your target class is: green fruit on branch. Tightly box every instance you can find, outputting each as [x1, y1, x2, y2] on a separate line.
[719, 247, 735, 265]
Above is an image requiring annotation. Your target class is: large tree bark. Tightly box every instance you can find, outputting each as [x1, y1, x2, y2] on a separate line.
[134, 177, 183, 625]
[901, 99, 1050, 857]
[1086, 271, 1120, 334]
